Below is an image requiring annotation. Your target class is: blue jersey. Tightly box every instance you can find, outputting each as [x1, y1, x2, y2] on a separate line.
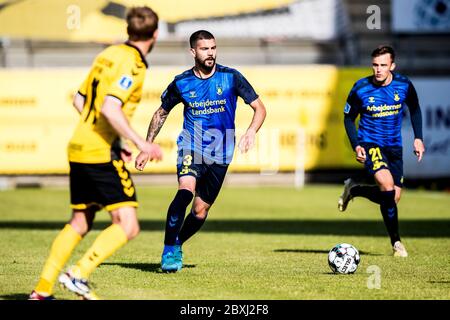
[344, 73, 422, 148]
[161, 64, 259, 164]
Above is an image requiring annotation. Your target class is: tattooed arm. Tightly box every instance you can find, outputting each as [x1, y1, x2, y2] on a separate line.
[145, 106, 170, 143]
[135, 106, 170, 170]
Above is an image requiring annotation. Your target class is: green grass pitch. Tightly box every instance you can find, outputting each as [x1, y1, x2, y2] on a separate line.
[0, 184, 449, 300]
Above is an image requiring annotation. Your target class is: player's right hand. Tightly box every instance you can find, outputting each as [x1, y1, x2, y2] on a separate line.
[135, 143, 163, 171]
[135, 151, 149, 171]
[355, 145, 366, 163]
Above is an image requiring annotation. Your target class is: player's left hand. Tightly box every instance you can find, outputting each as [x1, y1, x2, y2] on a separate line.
[120, 142, 133, 163]
[238, 129, 256, 153]
[413, 138, 425, 162]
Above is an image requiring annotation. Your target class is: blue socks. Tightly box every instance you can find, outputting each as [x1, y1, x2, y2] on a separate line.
[380, 190, 400, 245]
[178, 210, 207, 245]
[350, 185, 382, 204]
[164, 189, 193, 246]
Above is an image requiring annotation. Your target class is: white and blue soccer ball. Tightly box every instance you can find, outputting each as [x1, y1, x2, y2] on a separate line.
[328, 243, 360, 274]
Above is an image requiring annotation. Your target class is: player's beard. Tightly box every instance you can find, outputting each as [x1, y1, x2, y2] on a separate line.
[197, 57, 216, 72]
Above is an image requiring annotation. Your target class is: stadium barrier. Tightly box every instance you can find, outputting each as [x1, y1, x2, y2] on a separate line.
[0, 66, 370, 174]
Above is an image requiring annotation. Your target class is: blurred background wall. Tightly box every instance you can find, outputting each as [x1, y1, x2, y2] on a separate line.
[0, 0, 449, 189]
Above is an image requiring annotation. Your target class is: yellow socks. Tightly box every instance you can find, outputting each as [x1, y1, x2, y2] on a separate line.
[34, 223, 128, 295]
[71, 224, 128, 279]
[35, 224, 82, 295]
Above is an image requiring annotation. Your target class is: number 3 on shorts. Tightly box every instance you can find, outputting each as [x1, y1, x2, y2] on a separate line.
[180, 155, 193, 175]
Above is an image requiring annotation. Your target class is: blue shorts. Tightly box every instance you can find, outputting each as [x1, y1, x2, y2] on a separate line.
[360, 143, 404, 187]
[176, 151, 229, 205]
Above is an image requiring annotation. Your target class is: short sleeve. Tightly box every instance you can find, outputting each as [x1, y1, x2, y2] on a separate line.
[234, 71, 259, 104]
[106, 59, 141, 104]
[161, 80, 182, 112]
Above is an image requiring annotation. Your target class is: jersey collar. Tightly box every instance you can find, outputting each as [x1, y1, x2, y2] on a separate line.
[124, 41, 149, 69]
[191, 64, 218, 80]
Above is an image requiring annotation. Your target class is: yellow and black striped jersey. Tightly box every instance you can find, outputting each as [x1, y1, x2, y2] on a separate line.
[68, 42, 147, 163]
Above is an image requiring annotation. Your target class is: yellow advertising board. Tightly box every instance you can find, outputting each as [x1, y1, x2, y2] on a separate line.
[0, 66, 370, 174]
[0, 0, 295, 42]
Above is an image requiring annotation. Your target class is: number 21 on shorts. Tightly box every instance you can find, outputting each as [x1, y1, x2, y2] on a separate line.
[369, 147, 387, 171]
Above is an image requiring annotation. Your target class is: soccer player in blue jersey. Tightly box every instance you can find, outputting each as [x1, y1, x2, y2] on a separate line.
[135, 30, 267, 272]
[338, 46, 425, 257]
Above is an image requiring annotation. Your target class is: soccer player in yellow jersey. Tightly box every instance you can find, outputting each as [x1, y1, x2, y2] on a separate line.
[29, 6, 162, 300]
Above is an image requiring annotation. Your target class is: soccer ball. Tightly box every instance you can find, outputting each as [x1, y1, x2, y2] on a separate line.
[328, 243, 360, 274]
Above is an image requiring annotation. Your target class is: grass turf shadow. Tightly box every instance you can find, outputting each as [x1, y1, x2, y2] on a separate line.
[101, 262, 196, 273]
[0, 293, 30, 300]
[0, 219, 449, 237]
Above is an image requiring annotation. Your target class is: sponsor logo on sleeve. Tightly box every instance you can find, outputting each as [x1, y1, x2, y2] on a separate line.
[118, 75, 133, 90]
[344, 103, 351, 114]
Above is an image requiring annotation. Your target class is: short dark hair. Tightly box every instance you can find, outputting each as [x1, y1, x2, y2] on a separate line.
[126, 6, 159, 41]
[189, 30, 215, 48]
[371, 45, 396, 62]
